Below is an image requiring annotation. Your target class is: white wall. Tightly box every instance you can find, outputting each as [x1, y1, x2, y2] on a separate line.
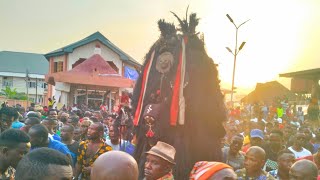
[0, 76, 47, 95]
[67, 41, 123, 75]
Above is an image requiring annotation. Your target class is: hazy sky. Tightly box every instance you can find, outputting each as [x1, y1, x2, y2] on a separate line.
[1, 0, 320, 94]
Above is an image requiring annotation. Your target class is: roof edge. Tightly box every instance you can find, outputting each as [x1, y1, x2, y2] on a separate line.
[44, 32, 141, 66]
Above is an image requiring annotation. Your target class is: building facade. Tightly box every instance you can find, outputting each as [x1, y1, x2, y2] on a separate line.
[0, 51, 48, 104]
[45, 32, 140, 109]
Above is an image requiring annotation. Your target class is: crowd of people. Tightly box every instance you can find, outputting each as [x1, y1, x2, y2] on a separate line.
[0, 98, 320, 180]
[223, 100, 320, 180]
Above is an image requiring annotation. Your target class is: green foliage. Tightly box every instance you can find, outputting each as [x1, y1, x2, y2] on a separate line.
[1, 86, 17, 99]
[12, 93, 27, 100]
[0, 87, 27, 100]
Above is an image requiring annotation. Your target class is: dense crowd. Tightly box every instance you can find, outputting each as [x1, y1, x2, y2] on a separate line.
[0, 99, 320, 180]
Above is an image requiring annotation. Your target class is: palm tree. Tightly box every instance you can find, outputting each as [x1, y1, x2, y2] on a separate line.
[1, 86, 17, 99]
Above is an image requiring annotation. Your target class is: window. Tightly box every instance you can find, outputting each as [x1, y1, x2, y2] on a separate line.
[54, 61, 64, 72]
[39, 82, 47, 89]
[28, 80, 47, 89]
[28, 82, 36, 88]
[2, 77, 13, 87]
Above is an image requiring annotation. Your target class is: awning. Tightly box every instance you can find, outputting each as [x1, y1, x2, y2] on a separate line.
[45, 72, 134, 88]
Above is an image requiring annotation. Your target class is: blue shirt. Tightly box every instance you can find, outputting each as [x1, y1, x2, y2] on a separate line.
[11, 121, 25, 129]
[313, 143, 320, 153]
[48, 138, 71, 155]
[105, 139, 135, 156]
[52, 134, 61, 141]
[49, 133, 62, 141]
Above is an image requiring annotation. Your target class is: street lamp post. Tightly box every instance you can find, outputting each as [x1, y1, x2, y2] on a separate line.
[226, 14, 250, 106]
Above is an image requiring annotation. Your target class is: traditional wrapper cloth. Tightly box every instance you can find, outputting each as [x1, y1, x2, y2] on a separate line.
[189, 161, 232, 180]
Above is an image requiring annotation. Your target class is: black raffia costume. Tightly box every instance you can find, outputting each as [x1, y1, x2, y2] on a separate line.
[132, 11, 227, 179]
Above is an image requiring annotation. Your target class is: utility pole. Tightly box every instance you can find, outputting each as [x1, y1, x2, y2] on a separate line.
[26, 69, 30, 108]
[35, 78, 38, 104]
[226, 14, 250, 107]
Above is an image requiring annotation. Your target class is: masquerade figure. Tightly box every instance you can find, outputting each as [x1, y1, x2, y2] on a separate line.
[132, 9, 227, 179]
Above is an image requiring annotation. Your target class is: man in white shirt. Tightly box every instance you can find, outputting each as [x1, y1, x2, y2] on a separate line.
[288, 132, 312, 158]
[105, 125, 134, 155]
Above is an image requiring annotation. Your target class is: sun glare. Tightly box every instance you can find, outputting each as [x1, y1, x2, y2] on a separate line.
[200, 0, 313, 94]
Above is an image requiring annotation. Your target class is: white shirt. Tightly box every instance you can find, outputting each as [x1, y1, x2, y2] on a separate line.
[105, 139, 129, 151]
[288, 146, 312, 159]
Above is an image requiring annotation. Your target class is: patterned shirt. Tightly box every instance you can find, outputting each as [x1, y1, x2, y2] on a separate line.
[77, 139, 112, 179]
[236, 168, 275, 180]
[264, 159, 278, 172]
[0, 166, 15, 180]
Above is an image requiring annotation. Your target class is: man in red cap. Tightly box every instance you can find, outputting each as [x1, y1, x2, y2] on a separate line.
[144, 141, 176, 180]
[189, 161, 236, 180]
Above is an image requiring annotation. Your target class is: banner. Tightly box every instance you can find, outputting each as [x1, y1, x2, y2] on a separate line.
[124, 66, 139, 81]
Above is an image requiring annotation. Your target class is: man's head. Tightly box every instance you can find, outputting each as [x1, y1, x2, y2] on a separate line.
[73, 127, 81, 141]
[0, 107, 18, 132]
[250, 129, 264, 147]
[277, 149, 295, 174]
[89, 116, 99, 123]
[84, 111, 92, 118]
[294, 132, 306, 148]
[229, 134, 244, 155]
[265, 122, 274, 132]
[60, 125, 75, 142]
[67, 116, 79, 128]
[93, 111, 103, 120]
[109, 125, 120, 143]
[105, 115, 114, 127]
[301, 127, 312, 141]
[227, 125, 238, 138]
[28, 124, 49, 148]
[0, 129, 30, 168]
[27, 111, 41, 119]
[23, 117, 41, 133]
[190, 161, 236, 180]
[15, 147, 73, 180]
[91, 151, 138, 180]
[87, 123, 104, 140]
[48, 110, 57, 119]
[60, 112, 69, 124]
[80, 120, 93, 136]
[244, 146, 266, 174]
[144, 141, 176, 180]
[289, 159, 318, 180]
[41, 118, 58, 134]
[269, 129, 284, 149]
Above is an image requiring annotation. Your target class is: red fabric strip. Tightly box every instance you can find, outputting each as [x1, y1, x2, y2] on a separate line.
[133, 54, 153, 126]
[170, 42, 183, 126]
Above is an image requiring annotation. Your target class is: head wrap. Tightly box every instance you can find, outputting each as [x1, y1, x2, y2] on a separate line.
[189, 161, 232, 180]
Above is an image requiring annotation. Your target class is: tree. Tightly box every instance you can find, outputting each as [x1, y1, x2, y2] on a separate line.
[1, 86, 17, 99]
